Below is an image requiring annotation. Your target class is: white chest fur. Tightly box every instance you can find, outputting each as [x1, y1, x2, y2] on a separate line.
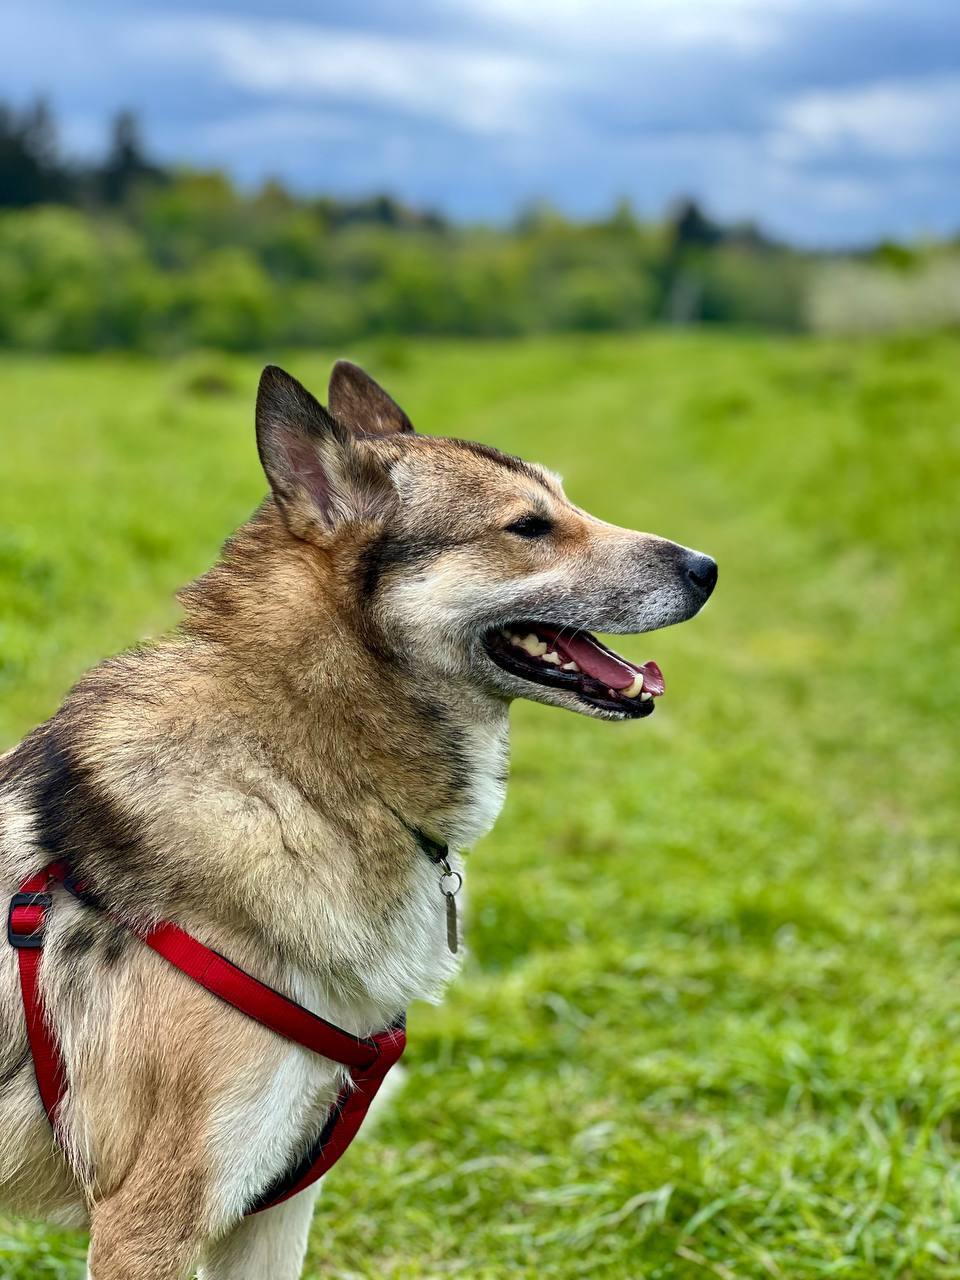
[330, 716, 509, 1019]
[208, 721, 509, 1223]
[437, 718, 509, 850]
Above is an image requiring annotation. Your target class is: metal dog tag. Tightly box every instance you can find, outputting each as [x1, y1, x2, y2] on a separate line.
[445, 891, 459, 954]
[438, 861, 462, 955]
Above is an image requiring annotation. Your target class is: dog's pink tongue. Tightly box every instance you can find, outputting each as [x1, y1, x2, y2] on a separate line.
[551, 632, 665, 695]
[639, 660, 665, 696]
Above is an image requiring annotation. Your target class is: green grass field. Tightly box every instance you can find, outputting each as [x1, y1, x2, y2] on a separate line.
[1, 332, 958, 1278]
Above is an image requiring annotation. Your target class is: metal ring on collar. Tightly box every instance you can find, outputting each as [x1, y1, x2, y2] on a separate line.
[439, 870, 462, 896]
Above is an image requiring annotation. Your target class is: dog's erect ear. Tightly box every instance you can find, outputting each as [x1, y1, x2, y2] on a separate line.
[328, 360, 415, 437]
[256, 365, 394, 539]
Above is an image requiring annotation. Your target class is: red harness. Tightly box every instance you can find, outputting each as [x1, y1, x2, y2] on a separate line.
[7, 861, 406, 1214]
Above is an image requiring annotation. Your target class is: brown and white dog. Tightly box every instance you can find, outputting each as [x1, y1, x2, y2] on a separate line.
[0, 362, 716, 1278]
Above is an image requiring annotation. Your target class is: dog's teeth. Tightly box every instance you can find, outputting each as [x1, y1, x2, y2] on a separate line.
[500, 628, 511, 638]
[622, 674, 645, 699]
[541, 650, 562, 665]
[640, 691, 653, 702]
[509, 633, 524, 646]
[561, 661, 579, 672]
[520, 633, 548, 656]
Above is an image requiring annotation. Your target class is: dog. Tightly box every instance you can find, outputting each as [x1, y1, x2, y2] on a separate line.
[0, 361, 716, 1278]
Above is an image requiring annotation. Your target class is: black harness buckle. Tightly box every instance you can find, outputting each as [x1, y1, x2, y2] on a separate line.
[8, 891, 52, 949]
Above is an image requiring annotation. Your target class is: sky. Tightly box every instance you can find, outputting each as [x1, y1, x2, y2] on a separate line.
[3, 0, 959, 246]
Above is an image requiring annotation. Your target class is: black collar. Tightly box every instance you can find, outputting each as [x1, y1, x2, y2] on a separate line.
[384, 802, 450, 868]
[412, 827, 449, 866]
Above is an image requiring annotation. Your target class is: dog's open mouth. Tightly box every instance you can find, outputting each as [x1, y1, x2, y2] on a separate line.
[483, 623, 665, 718]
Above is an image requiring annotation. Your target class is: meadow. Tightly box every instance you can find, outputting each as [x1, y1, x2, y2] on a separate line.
[0, 330, 958, 1278]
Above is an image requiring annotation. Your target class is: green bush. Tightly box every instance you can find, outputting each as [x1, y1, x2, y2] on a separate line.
[0, 180, 955, 351]
[184, 247, 278, 350]
[665, 247, 808, 330]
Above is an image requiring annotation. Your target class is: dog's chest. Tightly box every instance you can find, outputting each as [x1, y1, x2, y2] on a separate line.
[207, 724, 511, 1215]
[436, 719, 509, 850]
[325, 721, 508, 1014]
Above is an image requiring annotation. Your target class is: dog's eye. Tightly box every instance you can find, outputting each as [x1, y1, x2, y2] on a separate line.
[505, 514, 554, 539]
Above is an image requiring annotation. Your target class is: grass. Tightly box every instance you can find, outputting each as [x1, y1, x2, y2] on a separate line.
[0, 331, 958, 1278]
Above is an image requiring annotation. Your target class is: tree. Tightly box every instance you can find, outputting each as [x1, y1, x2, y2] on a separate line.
[0, 98, 69, 207]
[98, 110, 164, 206]
[667, 198, 723, 252]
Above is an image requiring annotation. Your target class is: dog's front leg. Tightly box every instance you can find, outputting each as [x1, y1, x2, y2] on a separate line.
[197, 1185, 321, 1280]
[85, 1168, 208, 1280]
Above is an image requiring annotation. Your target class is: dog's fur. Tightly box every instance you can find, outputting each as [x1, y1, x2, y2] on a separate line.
[0, 362, 714, 1278]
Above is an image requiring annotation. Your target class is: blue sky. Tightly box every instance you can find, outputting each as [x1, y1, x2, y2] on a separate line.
[3, 0, 958, 245]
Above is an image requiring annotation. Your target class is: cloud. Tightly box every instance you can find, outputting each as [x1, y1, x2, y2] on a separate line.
[130, 16, 557, 137]
[777, 76, 960, 162]
[455, 0, 795, 54]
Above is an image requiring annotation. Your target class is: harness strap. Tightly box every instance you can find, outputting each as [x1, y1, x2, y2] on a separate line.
[247, 1020, 405, 1212]
[142, 922, 383, 1070]
[8, 862, 69, 1126]
[7, 863, 406, 1214]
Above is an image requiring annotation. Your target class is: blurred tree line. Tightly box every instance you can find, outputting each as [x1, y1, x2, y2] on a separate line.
[0, 100, 952, 352]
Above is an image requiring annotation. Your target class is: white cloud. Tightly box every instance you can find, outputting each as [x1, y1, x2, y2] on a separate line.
[456, 0, 799, 53]
[130, 17, 558, 138]
[777, 76, 960, 161]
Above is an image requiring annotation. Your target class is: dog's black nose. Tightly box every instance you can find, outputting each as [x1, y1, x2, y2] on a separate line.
[682, 550, 718, 603]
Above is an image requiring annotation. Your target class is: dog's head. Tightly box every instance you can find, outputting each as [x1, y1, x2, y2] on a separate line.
[255, 361, 716, 722]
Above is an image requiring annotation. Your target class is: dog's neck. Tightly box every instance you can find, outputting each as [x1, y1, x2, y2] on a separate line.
[186, 641, 508, 1018]
[178, 503, 511, 854]
[150, 513, 509, 1013]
